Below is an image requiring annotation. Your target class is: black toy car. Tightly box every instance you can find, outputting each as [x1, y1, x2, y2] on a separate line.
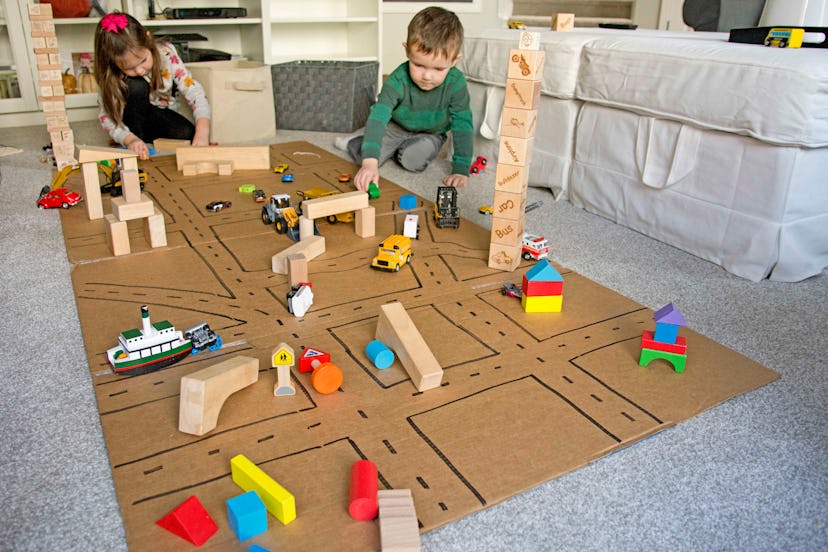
[206, 200, 232, 212]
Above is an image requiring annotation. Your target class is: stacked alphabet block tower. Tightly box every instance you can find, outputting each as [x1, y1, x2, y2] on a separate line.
[28, 3, 75, 170]
[639, 303, 688, 373]
[488, 31, 545, 271]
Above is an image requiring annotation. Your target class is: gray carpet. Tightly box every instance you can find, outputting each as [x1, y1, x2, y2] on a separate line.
[1, 121, 825, 551]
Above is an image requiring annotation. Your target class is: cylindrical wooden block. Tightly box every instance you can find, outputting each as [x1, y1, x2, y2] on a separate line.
[366, 340, 394, 369]
[349, 459, 378, 521]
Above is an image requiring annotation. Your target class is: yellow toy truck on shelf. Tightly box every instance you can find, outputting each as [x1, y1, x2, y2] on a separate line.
[371, 234, 412, 272]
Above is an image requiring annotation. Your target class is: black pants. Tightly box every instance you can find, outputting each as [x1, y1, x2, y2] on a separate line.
[122, 76, 195, 143]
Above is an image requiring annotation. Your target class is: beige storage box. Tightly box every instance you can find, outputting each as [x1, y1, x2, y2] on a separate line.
[187, 60, 276, 144]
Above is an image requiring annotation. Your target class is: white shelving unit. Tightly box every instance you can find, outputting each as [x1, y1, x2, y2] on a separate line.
[0, 0, 382, 126]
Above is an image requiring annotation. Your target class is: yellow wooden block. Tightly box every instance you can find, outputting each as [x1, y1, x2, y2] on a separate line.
[521, 294, 563, 312]
[230, 454, 296, 525]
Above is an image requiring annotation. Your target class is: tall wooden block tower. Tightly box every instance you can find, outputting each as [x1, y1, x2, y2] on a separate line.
[27, 3, 75, 170]
[488, 31, 545, 271]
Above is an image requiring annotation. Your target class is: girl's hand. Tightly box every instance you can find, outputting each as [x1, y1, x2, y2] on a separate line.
[192, 118, 210, 147]
[443, 173, 468, 187]
[354, 159, 379, 192]
[124, 135, 150, 160]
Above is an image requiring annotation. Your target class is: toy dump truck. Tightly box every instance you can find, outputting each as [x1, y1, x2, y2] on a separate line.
[433, 186, 460, 229]
[371, 234, 412, 272]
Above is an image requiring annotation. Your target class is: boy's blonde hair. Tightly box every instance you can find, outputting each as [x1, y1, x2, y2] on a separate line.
[406, 6, 464, 60]
[94, 12, 163, 126]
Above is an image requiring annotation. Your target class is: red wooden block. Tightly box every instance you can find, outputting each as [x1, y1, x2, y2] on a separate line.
[521, 278, 563, 297]
[349, 459, 379, 521]
[641, 330, 687, 354]
[156, 495, 218, 546]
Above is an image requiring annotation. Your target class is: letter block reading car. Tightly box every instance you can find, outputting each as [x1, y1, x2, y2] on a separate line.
[371, 234, 412, 272]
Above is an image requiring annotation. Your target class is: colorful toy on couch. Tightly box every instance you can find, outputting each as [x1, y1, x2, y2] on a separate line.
[638, 302, 688, 373]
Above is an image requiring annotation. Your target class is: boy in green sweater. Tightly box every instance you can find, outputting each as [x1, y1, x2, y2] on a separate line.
[340, 6, 473, 191]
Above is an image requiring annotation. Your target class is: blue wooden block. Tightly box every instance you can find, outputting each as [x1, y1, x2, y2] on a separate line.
[227, 490, 267, 541]
[653, 322, 679, 344]
[247, 545, 271, 552]
[399, 194, 417, 210]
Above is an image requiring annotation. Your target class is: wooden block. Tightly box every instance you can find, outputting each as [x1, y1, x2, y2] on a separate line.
[375, 302, 443, 392]
[507, 48, 545, 81]
[111, 195, 155, 221]
[77, 145, 138, 163]
[105, 214, 130, 256]
[144, 209, 167, 248]
[491, 189, 527, 221]
[355, 206, 376, 238]
[182, 163, 198, 177]
[488, 242, 522, 272]
[498, 136, 534, 167]
[176, 145, 269, 171]
[28, 3, 53, 18]
[500, 107, 538, 139]
[301, 190, 369, 221]
[298, 215, 315, 241]
[153, 138, 191, 152]
[120, 157, 142, 203]
[552, 12, 575, 31]
[490, 216, 525, 248]
[38, 69, 62, 83]
[217, 161, 233, 176]
[287, 254, 308, 287]
[35, 53, 60, 70]
[30, 20, 56, 37]
[271, 235, 325, 274]
[519, 30, 541, 50]
[503, 79, 541, 109]
[81, 161, 104, 220]
[522, 293, 563, 312]
[494, 163, 529, 194]
[378, 489, 421, 552]
[230, 454, 296, 525]
[179, 356, 259, 436]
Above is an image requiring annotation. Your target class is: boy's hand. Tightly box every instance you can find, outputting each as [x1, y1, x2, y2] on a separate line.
[443, 173, 468, 188]
[124, 134, 150, 160]
[354, 158, 379, 192]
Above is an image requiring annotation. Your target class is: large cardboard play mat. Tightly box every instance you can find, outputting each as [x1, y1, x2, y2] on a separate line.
[58, 142, 779, 551]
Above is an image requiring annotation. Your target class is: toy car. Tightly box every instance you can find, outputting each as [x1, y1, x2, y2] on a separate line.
[253, 189, 266, 202]
[470, 156, 488, 174]
[338, 173, 352, 183]
[508, 21, 526, 29]
[281, 173, 294, 183]
[479, 205, 493, 215]
[206, 201, 232, 212]
[273, 163, 289, 174]
[37, 187, 82, 209]
[238, 184, 256, 193]
[502, 283, 523, 298]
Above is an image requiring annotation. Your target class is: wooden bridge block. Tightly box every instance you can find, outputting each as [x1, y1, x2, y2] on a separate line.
[178, 356, 259, 436]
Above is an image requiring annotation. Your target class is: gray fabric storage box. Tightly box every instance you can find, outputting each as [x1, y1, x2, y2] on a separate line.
[271, 61, 378, 132]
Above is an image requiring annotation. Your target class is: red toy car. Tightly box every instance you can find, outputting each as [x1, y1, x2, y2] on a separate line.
[37, 187, 82, 209]
[470, 156, 488, 174]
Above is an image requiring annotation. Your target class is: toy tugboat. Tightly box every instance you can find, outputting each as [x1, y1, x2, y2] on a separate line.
[106, 305, 192, 375]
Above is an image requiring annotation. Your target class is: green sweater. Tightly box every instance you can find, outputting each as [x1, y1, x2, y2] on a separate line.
[362, 62, 474, 175]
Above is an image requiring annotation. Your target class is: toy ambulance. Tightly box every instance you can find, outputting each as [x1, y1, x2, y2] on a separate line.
[521, 233, 549, 261]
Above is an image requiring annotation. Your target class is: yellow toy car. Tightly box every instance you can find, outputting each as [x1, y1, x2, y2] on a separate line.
[273, 163, 289, 174]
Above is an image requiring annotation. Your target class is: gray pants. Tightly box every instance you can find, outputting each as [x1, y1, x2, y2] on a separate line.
[347, 121, 446, 173]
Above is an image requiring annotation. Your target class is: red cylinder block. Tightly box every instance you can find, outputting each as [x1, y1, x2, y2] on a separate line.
[349, 459, 378, 521]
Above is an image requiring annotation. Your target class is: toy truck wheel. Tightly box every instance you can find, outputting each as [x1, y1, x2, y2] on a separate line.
[275, 218, 288, 234]
[522, 251, 532, 260]
[394, 263, 400, 272]
[326, 215, 338, 224]
[261, 208, 271, 225]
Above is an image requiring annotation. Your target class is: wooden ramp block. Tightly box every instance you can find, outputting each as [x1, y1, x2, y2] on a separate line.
[272, 235, 325, 274]
[178, 356, 259, 436]
[176, 145, 269, 171]
[375, 302, 443, 392]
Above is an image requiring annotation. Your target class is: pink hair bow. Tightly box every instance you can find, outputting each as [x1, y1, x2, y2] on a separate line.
[101, 13, 128, 33]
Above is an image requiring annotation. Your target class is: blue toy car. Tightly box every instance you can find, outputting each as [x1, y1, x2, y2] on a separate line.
[282, 173, 294, 183]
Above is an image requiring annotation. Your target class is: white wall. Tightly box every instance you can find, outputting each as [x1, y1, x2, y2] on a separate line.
[382, 0, 504, 72]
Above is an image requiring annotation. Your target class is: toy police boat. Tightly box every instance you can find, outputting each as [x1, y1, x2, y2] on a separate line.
[106, 305, 192, 375]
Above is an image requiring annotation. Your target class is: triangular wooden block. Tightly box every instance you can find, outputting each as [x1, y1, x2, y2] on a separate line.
[156, 495, 218, 546]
